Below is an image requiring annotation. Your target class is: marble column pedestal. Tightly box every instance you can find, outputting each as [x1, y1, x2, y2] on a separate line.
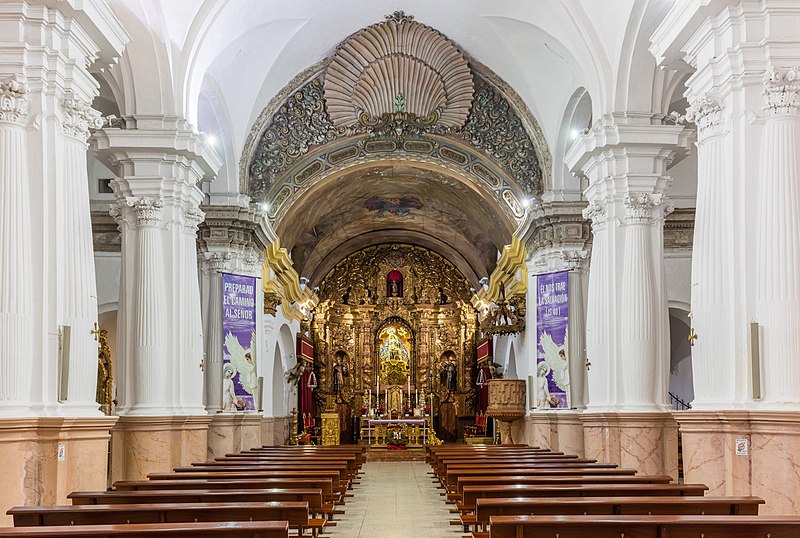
[0, 417, 117, 527]
[110, 415, 210, 482]
[674, 410, 800, 516]
[261, 416, 291, 446]
[580, 411, 678, 480]
[525, 411, 586, 457]
[207, 413, 263, 459]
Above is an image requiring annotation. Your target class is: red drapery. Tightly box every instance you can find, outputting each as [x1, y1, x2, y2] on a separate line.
[297, 335, 315, 418]
[299, 368, 313, 416]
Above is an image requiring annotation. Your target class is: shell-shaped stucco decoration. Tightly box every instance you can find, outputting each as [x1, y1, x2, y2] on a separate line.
[325, 14, 473, 129]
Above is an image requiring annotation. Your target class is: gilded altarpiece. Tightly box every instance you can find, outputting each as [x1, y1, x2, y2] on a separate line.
[312, 244, 478, 442]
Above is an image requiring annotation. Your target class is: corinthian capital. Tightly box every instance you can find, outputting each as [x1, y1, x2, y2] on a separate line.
[764, 67, 800, 116]
[0, 76, 29, 124]
[685, 94, 722, 132]
[183, 206, 205, 232]
[582, 201, 607, 229]
[126, 197, 163, 227]
[60, 91, 104, 141]
[624, 193, 665, 223]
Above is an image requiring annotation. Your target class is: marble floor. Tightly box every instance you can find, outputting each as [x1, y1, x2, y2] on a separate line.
[326, 461, 463, 538]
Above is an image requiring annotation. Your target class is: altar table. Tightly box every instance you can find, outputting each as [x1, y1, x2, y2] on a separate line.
[364, 418, 428, 446]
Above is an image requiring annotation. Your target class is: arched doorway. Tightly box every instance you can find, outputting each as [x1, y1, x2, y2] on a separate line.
[668, 308, 694, 409]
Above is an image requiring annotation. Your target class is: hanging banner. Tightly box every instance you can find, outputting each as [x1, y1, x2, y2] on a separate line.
[222, 273, 257, 411]
[536, 271, 571, 408]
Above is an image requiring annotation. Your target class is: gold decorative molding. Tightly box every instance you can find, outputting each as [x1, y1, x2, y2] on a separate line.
[263, 239, 318, 321]
[472, 237, 527, 308]
[263, 290, 282, 316]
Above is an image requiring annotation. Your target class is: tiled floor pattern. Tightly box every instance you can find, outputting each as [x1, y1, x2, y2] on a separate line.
[326, 461, 462, 538]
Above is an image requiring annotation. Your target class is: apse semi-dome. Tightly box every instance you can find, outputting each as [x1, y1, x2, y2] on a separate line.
[324, 11, 474, 129]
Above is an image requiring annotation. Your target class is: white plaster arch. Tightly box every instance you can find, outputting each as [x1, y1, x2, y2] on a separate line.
[271, 340, 285, 417]
[97, 301, 119, 315]
[548, 87, 592, 201]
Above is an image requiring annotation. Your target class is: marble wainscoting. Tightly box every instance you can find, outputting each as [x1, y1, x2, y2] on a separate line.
[675, 410, 800, 516]
[580, 412, 678, 479]
[110, 415, 210, 482]
[0, 417, 117, 527]
[207, 413, 263, 459]
[261, 416, 290, 446]
[524, 411, 586, 457]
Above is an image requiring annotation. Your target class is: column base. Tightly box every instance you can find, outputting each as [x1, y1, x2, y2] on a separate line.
[580, 411, 678, 479]
[207, 413, 263, 459]
[0, 417, 117, 527]
[524, 410, 585, 457]
[262, 416, 290, 446]
[674, 410, 800, 516]
[110, 415, 211, 482]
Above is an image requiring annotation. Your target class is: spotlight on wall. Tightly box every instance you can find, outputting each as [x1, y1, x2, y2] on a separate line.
[206, 134, 218, 146]
[522, 197, 531, 208]
[570, 129, 580, 140]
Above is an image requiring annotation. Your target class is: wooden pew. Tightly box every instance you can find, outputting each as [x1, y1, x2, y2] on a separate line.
[444, 464, 623, 490]
[0, 520, 289, 537]
[249, 447, 366, 466]
[113, 479, 334, 499]
[176, 464, 350, 484]
[217, 456, 359, 476]
[487, 514, 800, 538]
[146, 471, 344, 495]
[460, 483, 708, 514]
[8, 502, 320, 537]
[450, 474, 673, 503]
[468, 496, 765, 532]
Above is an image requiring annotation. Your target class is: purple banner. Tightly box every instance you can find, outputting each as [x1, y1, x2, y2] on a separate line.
[536, 271, 570, 409]
[222, 273, 257, 411]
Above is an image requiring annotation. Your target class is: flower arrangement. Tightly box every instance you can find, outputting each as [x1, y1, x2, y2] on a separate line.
[298, 432, 314, 445]
[376, 406, 385, 416]
[387, 429, 408, 449]
[403, 406, 412, 416]
[424, 407, 431, 415]
[360, 407, 368, 415]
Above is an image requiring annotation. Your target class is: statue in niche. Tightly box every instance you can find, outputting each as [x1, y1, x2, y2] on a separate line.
[387, 269, 403, 297]
[332, 362, 343, 393]
[342, 286, 352, 305]
[440, 361, 457, 392]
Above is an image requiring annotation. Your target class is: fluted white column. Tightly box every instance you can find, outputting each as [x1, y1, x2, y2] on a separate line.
[686, 96, 736, 406]
[201, 257, 228, 412]
[582, 202, 612, 408]
[756, 67, 800, 405]
[129, 198, 168, 412]
[0, 77, 34, 415]
[179, 205, 205, 413]
[619, 194, 664, 409]
[58, 92, 105, 414]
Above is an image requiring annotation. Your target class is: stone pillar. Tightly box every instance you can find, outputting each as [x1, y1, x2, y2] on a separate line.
[755, 66, 800, 405]
[0, 77, 35, 415]
[565, 118, 691, 478]
[197, 204, 269, 414]
[0, 0, 128, 520]
[652, 0, 800, 512]
[94, 124, 221, 416]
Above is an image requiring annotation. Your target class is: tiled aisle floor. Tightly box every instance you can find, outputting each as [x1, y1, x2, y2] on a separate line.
[326, 461, 463, 538]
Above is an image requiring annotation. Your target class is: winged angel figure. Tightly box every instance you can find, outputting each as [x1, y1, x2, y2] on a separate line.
[224, 331, 258, 394]
[540, 329, 570, 394]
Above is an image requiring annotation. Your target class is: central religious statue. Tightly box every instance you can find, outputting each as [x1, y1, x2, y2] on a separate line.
[310, 243, 479, 442]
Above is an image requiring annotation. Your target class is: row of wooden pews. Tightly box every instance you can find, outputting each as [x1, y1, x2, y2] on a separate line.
[0, 445, 365, 537]
[427, 444, 800, 537]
